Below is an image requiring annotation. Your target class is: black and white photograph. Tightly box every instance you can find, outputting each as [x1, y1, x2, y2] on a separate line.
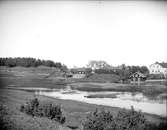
[0, 0, 167, 130]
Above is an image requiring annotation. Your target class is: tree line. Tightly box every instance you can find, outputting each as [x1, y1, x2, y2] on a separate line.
[94, 64, 149, 82]
[94, 65, 149, 75]
[87, 61, 149, 74]
[0, 57, 66, 69]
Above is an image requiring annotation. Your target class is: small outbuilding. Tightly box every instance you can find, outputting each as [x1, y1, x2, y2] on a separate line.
[70, 68, 92, 79]
[65, 72, 73, 78]
[129, 72, 147, 86]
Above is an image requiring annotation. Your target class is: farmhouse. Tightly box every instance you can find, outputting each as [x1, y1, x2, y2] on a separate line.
[149, 62, 167, 77]
[70, 68, 92, 79]
[87, 61, 110, 70]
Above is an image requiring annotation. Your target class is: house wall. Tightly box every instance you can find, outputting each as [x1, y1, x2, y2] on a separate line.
[149, 63, 167, 74]
[72, 74, 86, 79]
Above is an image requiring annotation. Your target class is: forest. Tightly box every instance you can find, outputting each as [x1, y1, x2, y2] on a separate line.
[0, 57, 66, 69]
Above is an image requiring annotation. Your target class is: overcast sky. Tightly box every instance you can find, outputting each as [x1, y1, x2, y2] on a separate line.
[0, 0, 167, 68]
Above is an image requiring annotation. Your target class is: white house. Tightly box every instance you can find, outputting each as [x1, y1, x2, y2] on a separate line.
[87, 60, 111, 70]
[149, 62, 167, 77]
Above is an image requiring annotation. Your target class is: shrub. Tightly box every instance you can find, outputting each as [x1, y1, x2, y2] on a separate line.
[20, 98, 39, 116]
[0, 104, 15, 130]
[115, 106, 146, 130]
[20, 98, 65, 124]
[82, 109, 115, 130]
[38, 103, 66, 124]
[83, 107, 146, 130]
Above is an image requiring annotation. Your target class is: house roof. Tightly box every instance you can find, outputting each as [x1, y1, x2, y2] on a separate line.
[129, 72, 146, 78]
[157, 62, 167, 68]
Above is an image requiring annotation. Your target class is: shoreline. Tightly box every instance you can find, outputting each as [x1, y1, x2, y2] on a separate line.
[0, 88, 166, 129]
[1, 88, 166, 122]
[40, 93, 166, 118]
[5, 86, 167, 117]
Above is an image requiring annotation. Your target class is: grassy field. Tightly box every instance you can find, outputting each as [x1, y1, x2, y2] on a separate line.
[0, 89, 72, 130]
[0, 66, 67, 89]
[0, 66, 167, 129]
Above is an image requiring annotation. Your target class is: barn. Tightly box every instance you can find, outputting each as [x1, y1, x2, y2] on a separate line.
[129, 72, 147, 85]
[70, 68, 92, 79]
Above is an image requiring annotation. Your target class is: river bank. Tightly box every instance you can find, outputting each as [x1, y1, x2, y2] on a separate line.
[0, 88, 166, 128]
[70, 82, 167, 98]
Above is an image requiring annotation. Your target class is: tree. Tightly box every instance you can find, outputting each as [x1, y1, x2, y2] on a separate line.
[0, 57, 66, 69]
[61, 65, 68, 72]
[140, 66, 149, 74]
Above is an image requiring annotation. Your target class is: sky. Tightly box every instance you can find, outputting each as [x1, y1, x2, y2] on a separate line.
[0, 0, 167, 68]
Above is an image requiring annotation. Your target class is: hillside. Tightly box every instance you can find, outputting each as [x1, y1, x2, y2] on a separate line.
[0, 66, 67, 89]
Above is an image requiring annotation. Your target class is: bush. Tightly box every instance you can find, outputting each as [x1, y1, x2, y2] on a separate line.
[82, 109, 115, 130]
[115, 106, 146, 130]
[20, 98, 65, 124]
[0, 104, 15, 130]
[20, 98, 39, 116]
[82, 106, 156, 130]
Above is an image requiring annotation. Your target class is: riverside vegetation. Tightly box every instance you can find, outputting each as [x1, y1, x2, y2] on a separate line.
[0, 97, 166, 130]
[20, 98, 66, 124]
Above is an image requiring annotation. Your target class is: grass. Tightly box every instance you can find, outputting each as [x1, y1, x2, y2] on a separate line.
[72, 73, 120, 83]
[0, 66, 67, 89]
[0, 88, 166, 128]
[0, 66, 166, 103]
[70, 82, 167, 98]
[0, 66, 167, 129]
[0, 90, 71, 130]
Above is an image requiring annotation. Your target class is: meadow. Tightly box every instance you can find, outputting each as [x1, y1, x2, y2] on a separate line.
[0, 66, 166, 130]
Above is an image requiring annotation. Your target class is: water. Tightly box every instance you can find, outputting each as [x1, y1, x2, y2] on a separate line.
[35, 86, 167, 116]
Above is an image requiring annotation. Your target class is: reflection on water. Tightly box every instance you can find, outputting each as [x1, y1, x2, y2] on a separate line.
[35, 86, 167, 116]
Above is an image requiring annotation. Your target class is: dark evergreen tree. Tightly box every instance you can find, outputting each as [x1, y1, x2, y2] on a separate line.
[0, 57, 66, 69]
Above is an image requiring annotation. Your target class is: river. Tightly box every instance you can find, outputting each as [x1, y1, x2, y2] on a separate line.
[35, 85, 167, 117]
